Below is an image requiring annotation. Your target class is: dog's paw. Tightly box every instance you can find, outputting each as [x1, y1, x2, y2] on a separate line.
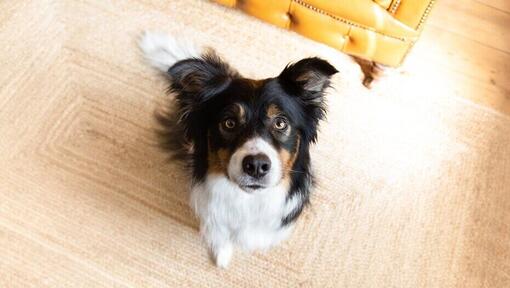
[214, 244, 233, 268]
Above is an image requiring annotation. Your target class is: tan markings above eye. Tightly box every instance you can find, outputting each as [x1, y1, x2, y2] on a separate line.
[223, 118, 236, 129]
[273, 117, 288, 130]
[267, 104, 281, 118]
[236, 104, 245, 121]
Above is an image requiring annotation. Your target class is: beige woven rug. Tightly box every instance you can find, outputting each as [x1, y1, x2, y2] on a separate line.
[1, 1, 509, 287]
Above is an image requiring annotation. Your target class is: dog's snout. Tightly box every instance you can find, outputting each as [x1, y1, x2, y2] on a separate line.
[242, 154, 271, 179]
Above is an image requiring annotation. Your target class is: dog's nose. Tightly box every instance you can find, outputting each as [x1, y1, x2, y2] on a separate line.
[242, 154, 271, 179]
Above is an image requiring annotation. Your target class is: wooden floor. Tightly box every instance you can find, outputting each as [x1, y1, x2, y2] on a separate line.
[0, 0, 509, 287]
[405, 0, 510, 115]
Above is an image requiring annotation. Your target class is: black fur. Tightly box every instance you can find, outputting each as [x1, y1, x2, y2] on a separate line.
[157, 51, 337, 225]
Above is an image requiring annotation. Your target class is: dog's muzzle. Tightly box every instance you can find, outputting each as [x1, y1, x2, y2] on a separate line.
[228, 138, 282, 192]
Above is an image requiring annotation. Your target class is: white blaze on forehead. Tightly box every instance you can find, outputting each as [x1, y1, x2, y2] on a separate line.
[241, 138, 277, 156]
[227, 137, 282, 187]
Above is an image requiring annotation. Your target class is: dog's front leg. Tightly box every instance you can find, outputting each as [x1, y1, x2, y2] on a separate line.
[201, 223, 233, 268]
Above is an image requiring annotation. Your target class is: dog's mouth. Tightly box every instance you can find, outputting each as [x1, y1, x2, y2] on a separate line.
[240, 184, 265, 191]
[227, 174, 268, 193]
[233, 174, 284, 193]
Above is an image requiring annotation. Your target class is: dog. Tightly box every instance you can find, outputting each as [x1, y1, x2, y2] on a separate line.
[140, 32, 337, 267]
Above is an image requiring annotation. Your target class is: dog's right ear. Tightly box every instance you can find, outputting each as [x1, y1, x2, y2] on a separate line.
[166, 50, 239, 146]
[168, 50, 239, 105]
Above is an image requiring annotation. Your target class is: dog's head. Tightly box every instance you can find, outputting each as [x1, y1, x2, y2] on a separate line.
[166, 51, 337, 192]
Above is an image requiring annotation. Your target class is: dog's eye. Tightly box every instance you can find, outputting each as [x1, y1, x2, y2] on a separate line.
[273, 117, 288, 130]
[222, 118, 236, 130]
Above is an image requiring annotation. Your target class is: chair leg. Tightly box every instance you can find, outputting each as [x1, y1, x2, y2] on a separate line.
[352, 56, 388, 88]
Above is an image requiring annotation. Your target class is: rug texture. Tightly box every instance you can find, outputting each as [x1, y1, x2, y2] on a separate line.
[0, 0, 509, 287]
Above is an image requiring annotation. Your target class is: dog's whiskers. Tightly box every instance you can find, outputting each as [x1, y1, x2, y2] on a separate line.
[284, 169, 306, 174]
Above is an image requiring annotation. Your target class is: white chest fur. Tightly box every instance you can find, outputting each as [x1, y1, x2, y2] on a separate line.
[190, 174, 295, 267]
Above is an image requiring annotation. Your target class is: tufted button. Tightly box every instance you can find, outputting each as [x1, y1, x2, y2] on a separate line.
[283, 12, 291, 22]
[283, 12, 292, 28]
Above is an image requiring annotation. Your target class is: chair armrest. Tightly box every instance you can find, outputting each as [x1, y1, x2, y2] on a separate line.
[393, 0, 436, 30]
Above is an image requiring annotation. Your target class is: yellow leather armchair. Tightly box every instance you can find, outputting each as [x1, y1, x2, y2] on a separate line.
[213, 0, 435, 67]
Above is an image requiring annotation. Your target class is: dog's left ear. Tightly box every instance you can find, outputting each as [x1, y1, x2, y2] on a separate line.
[278, 57, 338, 94]
[278, 58, 337, 143]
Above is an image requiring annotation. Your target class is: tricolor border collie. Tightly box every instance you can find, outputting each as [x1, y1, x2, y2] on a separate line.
[140, 32, 337, 267]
